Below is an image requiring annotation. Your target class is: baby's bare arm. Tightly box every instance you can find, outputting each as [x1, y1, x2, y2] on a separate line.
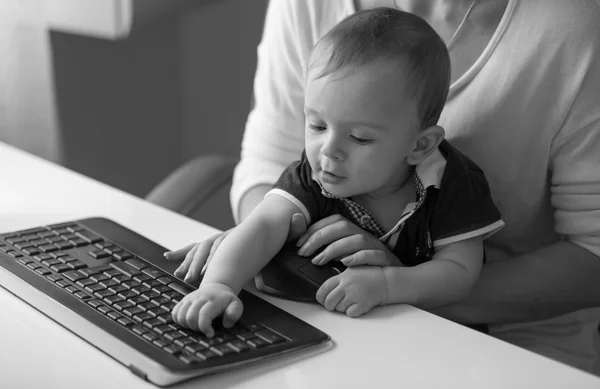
[200, 194, 303, 294]
[382, 238, 484, 308]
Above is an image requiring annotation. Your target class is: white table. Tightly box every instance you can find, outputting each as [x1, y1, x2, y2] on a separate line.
[1, 142, 599, 389]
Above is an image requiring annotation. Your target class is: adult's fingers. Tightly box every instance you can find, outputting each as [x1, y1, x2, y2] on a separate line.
[311, 234, 377, 265]
[174, 244, 200, 279]
[184, 243, 213, 282]
[287, 213, 308, 243]
[201, 232, 228, 276]
[340, 250, 388, 267]
[315, 276, 340, 305]
[298, 217, 362, 257]
[296, 214, 348, 248]
[165, 242, 196, 261]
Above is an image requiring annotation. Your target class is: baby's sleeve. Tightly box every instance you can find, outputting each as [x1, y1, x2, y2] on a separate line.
[265, 153, 322, 226]
[429, 167, 504, 247]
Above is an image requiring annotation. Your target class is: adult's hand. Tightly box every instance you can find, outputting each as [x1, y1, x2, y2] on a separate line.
[164, 212, 308, 281]
[295, 214, 403, 267]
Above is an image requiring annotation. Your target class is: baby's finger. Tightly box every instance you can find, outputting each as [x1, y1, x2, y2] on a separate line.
[335, 296, 353, 313]
[174, 244, 200, 279]
[197, 302, 223, 338]
[184, 299, 206, 332]
[222, 298, 244, 328]
[341, 250, 387, 267]
[346, 303, 368, 318]
[164, 243, 196, 261]
[173, 299, 192, 326]
[315, 276, 340, 306]
[323, 286, 344, 311]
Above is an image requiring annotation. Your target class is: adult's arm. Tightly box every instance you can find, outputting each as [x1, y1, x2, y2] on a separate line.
[433, 45, 600, 324]
[230, 0, 312, 224]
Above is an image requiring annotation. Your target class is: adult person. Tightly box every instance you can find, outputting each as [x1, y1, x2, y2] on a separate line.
[180, 0, 600, 375]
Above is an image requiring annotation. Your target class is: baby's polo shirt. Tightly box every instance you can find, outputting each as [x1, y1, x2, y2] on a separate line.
[267, 140, 504, 266]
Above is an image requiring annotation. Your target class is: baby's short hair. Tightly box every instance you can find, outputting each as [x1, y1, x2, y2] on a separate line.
[310, 7, 450, 129]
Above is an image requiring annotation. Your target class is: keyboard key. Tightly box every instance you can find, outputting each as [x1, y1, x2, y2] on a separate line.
[47, 274, 62, 283]
[255, 329, 286, 344]
[185, 343, 208, 354]
[133, 274, 153, 284]
[103, 269, 122, 278]
[57, 256, 77, 264]
[128, 296, 147, 305]
[132, 325, 148, 335]
[112, 274, 130, 284]
[17, 257, 33, 266]
[76, 279, 96, 288]
[112, 251, 133, 261]
[142, 268, 167, 279]
[41, 259, 62, 267]
[22, 248, 40, 256]
[118, 290, 138, 300]
[157, 313, 174, 324]
[107, 311, 122, 320]
[123, 307, 144, 318]
[99, 279, 119, 288]
[51, 252, 69, 258]
[104, 295, 125, 305]
[75, 231, 103, 244]
[30, 239, 50, 247]
[79, 267, 103, 277]
[110, 262, 141, 277]
[8, 251, 23, 258]
[153, 324, 173, 335]
[74, 291, 90, 300]
[156, 276, 174, 285]
[14, 242, 33, 250]
[113, 301, 135, 312]
[163, 345, 183, 356]
[88, 249, 110, 259]
[46, 236, 64, 243]
[85, 284, 106, 294]
[131, 286, 151, 295]
[142, 332, 159, 342]
[104, 246, 123, 255]
[6, 237, 25, 245]
[69, 238, 88, 247]
[228, 340, 252, 352]
[138, 302, 158, 312]
[167, 281, 194, 296]
[142, 291, 160, 301]
[67, 225, 84, 233]
[97, 305, 112, 314]
[89, 274, 109, 283]
[64, 270, 86, 282]
[67, 260, 87, 270]
[163, 331, 184, 341]
[179, 354, 201, 364]
[38, 231, 56, 239]
[95, 290, 115, 299]
[87, 299, 103, 308]
[174, 337, 197, 348]
[109, 285, 128, 294]
[195, 349, 219, 361]
[247, 338, 270, 348]
[210, 344, 236, 356]
[35, 268, 52, 276]
[56, 280, 70, 288]
[133, 313, 154, 323]
[143, 318, 163, 329]
[117, 317, 135, 326]
[124, 258, 148, 271]
[38, 244, 59, 253]
[50, 264, 72, 273]
[153, 339, 169, 348]
[26, 262, 42, 270]
[153, 285, 173, 294]
[95, 242, 114, 250]
[65, 285, 79, 294]
[55, 241, 74, 250]
[33, 253, 53, 262]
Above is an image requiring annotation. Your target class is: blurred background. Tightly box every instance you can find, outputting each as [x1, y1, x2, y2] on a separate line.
[0, 0, 269, 231]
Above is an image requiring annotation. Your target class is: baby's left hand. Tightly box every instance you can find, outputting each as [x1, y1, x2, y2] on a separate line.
[316, 266, 388, 318]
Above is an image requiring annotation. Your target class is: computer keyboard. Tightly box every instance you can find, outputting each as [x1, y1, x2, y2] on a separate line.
[0, 217, 330, 386]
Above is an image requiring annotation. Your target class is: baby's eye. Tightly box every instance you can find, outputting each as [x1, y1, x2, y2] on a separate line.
[308, 124, 327, 132]
[350, 135, 373, 145]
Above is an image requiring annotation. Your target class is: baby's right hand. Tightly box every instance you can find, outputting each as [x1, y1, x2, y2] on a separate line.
[172, 282, 243, 337]
[164, 230, 232, 283]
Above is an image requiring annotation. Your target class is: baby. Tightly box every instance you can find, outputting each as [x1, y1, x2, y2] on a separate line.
[166, 7, 504, 337]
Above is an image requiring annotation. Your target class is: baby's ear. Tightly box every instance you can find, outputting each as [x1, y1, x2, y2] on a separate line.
[406, 125, 445, 165]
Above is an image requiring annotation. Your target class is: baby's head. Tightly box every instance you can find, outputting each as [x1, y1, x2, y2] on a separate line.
[304, 7, 450, 199]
